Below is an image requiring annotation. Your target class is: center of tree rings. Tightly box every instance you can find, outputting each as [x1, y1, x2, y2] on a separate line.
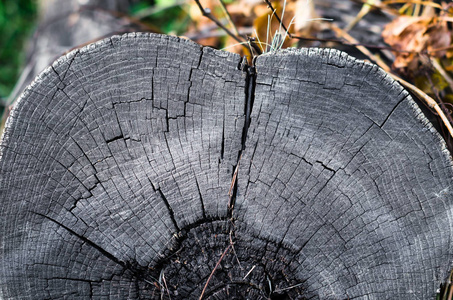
[135, 220, 304, 299]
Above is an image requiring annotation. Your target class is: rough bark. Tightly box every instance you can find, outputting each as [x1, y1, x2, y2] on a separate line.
[1, 33, 452, 300]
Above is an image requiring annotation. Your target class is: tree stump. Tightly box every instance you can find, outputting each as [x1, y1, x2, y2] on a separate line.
[1, 33, 452, 299]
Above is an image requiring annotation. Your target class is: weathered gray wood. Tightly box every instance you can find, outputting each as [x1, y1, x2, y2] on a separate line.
[236, 48, 453, 299]
[1, 33, 453, 299]
[1, 33, 245, 299]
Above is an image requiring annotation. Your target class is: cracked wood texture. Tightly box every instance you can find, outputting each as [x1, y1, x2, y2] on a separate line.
[1, 33, 453, 299]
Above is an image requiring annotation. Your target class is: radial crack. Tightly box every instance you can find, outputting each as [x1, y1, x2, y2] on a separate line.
[228, 62, 257, 219]
[32, 212, 125, 268]
[156, 188, 180, 232]
[241, 64, 256, 151]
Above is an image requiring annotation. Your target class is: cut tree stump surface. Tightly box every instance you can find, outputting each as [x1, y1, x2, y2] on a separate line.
[1, 33, 453, 299]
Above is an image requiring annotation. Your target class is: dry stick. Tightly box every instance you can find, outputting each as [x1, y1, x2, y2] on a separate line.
[218, 0, 240, 37]
[199, 244, 232, 300]
[194, 0, 243, 44]
[447, 286, 453, 299]
[263, 0, 289, 34]
[193, 0, 261, 55]
[329, 23, 453, 140]
[428, 45, 453, 54]
[413, 2, 421, 16]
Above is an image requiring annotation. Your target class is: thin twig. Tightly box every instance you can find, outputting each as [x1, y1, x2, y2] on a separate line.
[194, 0, 262, 55]
[263, 0, 289, 35]
[428, 45, 453, 54]
[218, 0, 240, 37]
[228, 153, 241, 209]
[229, 230, 242, 269]
[199, 244, 232, 300]
[243, 265, 256, 279]
[441, 269, 453, 300]
[194, 0, 243, 44]
[274, 282, 304, 293]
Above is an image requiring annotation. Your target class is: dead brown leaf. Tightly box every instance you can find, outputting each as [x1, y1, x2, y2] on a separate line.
[382, 15, 452, 72]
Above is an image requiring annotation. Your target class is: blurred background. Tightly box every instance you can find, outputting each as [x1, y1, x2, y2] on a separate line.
[1, 0, 453, 152]
[0, 0, 37, 106]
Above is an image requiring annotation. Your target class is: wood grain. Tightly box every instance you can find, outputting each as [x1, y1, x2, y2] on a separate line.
[1, 34, 452, 299]
[236, 48, 453, 299]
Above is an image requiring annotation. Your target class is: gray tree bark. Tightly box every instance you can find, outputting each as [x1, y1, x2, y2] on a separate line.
[1, 33, 452, 300]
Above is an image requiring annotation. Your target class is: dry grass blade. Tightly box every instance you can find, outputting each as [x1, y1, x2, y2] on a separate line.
[344, 0, 376, 32]
[274, 282, 304, 293]
[217, 0, 239, 37]
[162, 272, 171, 300]
[243, 265, 256, 279]
[199, 244, 232, 300]
[350, 0, 400, 15]
[263, 0, 289, 36]
[229, 230, 242, 270]
[381, 0, 443, 9]
[228, 153, 241, 208]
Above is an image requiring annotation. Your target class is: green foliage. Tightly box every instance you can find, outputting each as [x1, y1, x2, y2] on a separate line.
[130, 0, 190, 35]
[0, 0, 37, 102]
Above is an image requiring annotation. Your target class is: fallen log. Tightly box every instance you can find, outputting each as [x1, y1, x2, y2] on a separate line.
[1, 32, 452, 299]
